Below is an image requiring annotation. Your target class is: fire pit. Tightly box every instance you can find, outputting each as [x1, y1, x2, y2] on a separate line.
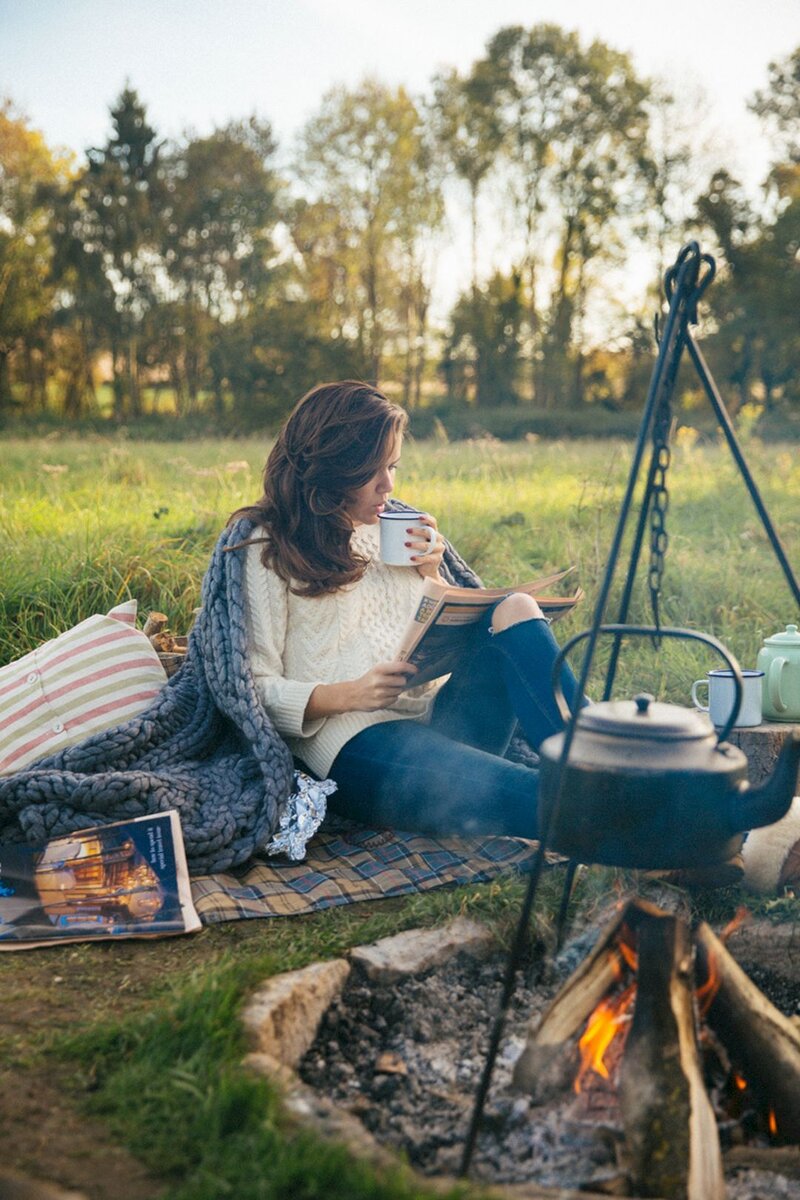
[512, 898, 800, 1197]
[289, 901, 800, 1199]
[299, 942, 620, 1189]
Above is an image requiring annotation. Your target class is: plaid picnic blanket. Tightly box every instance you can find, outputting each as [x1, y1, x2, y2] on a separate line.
[190, 819, 542, 924]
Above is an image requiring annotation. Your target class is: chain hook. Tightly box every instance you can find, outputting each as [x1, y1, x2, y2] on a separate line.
[647, 243, 713, 640]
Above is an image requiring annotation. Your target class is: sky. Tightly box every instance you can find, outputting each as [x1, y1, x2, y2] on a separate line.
[1, 0, 798, 320]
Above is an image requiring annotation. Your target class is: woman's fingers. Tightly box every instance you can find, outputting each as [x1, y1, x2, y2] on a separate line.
[348, 662, 419, 712]
[406, 515, 444, 578]
[409, 534, 441, 555]
[377, 661, 417, 684]
[406, 516, 438, 550]
[377, 662, 416, 701]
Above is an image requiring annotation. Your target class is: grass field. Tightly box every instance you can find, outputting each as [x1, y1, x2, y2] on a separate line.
[1, 433, 799, 1200]
[3, 432, 799, 691]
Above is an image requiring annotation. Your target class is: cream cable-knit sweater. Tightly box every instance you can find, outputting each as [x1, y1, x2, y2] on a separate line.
[243, 524, 446, 779]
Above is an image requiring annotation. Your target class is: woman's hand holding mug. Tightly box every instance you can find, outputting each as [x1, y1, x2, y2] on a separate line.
[379, 509, 444, 580]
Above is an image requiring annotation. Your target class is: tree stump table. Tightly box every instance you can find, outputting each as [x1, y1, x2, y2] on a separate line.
[728, 721, 800, 790]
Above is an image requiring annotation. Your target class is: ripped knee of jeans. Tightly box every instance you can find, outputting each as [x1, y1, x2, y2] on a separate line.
[489, 594, 552, 636]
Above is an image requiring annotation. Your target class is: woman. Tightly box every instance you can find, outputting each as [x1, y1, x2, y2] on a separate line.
[229, 380, 583, 840]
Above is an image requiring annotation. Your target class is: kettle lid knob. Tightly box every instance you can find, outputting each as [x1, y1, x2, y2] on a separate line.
[763, 623, 800, 646]
[634, 693, 655, 714]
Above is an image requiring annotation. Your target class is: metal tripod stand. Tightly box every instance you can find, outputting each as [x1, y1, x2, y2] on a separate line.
[459, 240, 800, 1176]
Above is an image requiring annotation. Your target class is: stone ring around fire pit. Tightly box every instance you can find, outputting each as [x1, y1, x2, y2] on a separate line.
[240, 911, 800, 1200]
[240, 918, 515, 1191]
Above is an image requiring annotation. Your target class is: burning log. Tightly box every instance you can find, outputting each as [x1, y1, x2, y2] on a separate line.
[512, 901, 633, 1101]
[695, 921, 800, 1143]
[512, 898, 800, 1197]
[515, 905, 724, 1196]
[618, 911, 724, 1200]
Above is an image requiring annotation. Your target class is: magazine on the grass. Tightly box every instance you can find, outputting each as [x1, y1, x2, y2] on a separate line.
[0, 811, 201, 949]
[397, 569, 584, 687]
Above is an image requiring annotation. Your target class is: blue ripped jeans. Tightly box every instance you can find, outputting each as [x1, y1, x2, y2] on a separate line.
[327, 612, 584, 839]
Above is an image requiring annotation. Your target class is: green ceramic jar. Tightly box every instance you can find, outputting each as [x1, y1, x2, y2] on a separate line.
[757, 624, 800, 722]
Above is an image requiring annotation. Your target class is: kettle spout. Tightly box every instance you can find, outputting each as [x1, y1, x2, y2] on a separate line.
[729, 728, 800, 834]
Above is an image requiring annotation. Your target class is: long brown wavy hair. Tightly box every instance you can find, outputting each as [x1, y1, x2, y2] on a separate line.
[228, 381, 408, 596]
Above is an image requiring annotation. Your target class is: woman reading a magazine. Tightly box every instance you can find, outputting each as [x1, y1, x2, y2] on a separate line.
[229, 381, 584, 840]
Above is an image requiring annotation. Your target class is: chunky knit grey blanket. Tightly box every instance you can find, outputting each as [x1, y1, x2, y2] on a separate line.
[0, 503, 506, 872]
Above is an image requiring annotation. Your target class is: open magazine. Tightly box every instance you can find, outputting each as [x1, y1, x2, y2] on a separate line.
[0, 811, 201, 949]
[397, 568, 584, 687]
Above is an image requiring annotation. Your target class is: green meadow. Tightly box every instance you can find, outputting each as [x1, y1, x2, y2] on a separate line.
[1, 432, 799, 1200]
[3, 432, 799, 691]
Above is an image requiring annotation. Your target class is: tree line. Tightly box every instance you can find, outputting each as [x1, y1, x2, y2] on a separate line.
[0, 26, 797, 429]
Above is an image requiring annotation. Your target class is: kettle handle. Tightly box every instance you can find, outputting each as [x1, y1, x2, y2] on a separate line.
[767, 656, 788, 714]
[552, 624, 745, 744]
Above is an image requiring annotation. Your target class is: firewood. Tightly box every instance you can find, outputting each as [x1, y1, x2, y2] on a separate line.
[618, 912, 724, 1200]
[512, 902, 632, 1100]
[512, 899, 679, 1102]
[150, 631, 176, 652]
[142, 611, 168, 638]
[723, 1143, 800, 1178]
[695, 921, 800, 1143]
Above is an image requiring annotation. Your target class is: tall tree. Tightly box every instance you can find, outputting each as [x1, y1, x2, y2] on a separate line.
[546, 35, 651, 405]
[431, 64, 503, 295]
[393, 102, 444, 406]
[0, 100, 69, 412]
[47, 211, 110, 418]
[698, 167, 800, 414]
[644, 80, 715, 289]
[77, 86, 162, 417]
[479, 24, 652, 406]
[159, 117, 281, 413]
[482, 23, 566, 381]
[698, 50, 800, 417]
[444, 270, 525, 406]
[696, 170, 759, 413]
[749, 46, 800, 166]
[295, 79, 443, 388]
[288, 195, 361, 349]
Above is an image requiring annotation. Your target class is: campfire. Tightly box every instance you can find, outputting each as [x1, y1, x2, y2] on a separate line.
[296, 897, 800, 1197]
[513, 898, 800, 1198]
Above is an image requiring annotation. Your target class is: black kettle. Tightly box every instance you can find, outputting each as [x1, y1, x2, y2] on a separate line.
[538, 626, 800, 870]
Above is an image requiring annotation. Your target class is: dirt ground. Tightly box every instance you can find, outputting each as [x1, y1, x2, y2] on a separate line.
[0, 920, 278, 1200]
[2, 908, 799, 1200]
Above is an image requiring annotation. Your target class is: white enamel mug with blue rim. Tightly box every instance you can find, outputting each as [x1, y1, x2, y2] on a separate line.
[691, 668, 764, 729]
[378, 511, 436, 566]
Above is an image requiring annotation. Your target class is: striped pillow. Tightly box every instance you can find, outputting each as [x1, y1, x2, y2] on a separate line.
[0, 600, 168, 776]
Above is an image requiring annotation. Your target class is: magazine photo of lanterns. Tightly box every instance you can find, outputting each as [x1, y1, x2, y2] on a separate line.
[0, 811, 200, 948]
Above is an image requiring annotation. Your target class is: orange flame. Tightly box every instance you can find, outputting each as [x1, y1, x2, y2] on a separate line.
[574, 982, 636, 1094]
[733, 1073, 747, 1091]
[721, 906, 749, 943]
[769, 1109, 778, 1136]
[695, 948, 720, 1020]
[619, 934, 638, 973]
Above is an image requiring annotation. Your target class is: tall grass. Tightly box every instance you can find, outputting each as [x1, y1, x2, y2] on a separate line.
[3, 433, 798, 702]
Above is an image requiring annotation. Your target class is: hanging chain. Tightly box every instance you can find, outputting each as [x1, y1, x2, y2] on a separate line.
[648, 392, 672, 640]
[645, 244, 714, 640]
